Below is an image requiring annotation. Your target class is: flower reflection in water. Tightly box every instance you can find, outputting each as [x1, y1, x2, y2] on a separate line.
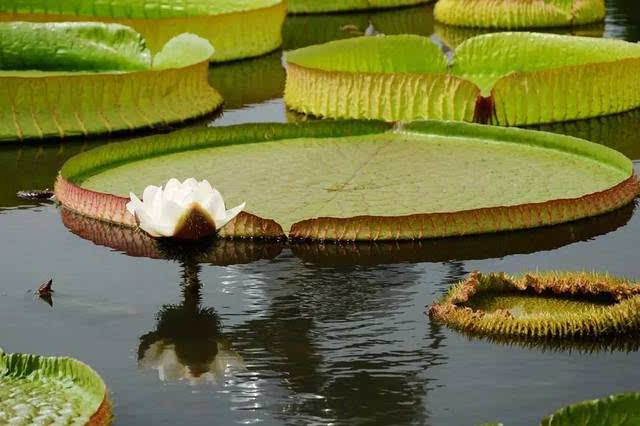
[138, 260, 245, 384]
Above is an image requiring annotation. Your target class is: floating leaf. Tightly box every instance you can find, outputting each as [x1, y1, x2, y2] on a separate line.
[434, 0, 606, 29]
[0, 0, 286, 62]
[0, 349, 111, 425]
[55, 120, 638, 241]
[541, 393, 640, 425]
[0, 22, 222, 142]
[429, 271, 640, 339]
[284, 33, 640, 125]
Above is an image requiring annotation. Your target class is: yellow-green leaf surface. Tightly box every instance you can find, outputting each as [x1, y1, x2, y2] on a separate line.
[0, 22, 222, 142]
[434, 0, 606, 29]
[284, 33, 640, 125]
[542, 393, 640, 425]
[0, 0, 286, 62]
[58, 121, 637, 241]
[288, 0, 427, 14]
[0, 349, 109, 425]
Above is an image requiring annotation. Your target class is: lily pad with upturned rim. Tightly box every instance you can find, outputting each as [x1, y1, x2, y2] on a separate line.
[0, 349, 111, 425]
[0, 0, 286, 62]
[60, 201, 634, 267]
[54, 120, 639, 242]
[429, 271, 640, 339]
[0, 22, 222, 142]
[284, 33, 640, 125]
[434, 0, 605, 29]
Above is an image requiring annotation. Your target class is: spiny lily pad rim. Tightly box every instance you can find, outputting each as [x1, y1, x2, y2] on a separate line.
[284, 33, 640, 125]
[429, 271, 640, 339]
[55, 120, 638, 241]
[0, 348, 111, 425]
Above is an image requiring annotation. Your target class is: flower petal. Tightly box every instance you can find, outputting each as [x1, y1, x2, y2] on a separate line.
[214, 202, 245, 230]
[126, 192, 143, 216]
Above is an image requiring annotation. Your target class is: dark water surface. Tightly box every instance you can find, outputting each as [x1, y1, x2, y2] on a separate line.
[2, 2, 640, 425]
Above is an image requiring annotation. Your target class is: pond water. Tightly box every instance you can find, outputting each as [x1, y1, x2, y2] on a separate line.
[1, 1, 640, 425]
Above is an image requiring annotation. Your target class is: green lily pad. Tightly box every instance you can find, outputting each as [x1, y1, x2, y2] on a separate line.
[0, 349, 110, 425]
[284, 33, 640, 125]
[283, 3, 434, 50]
[429, 271, 640, 339]
[55, 120, 638, 241]
[434, 0, 606, 29]
[287, 0, 427, 14]
[60, 199, 634, 266]
[0, 0, 286, 62]
[0, 22, 222, 142]
[542, 393, 640, 425]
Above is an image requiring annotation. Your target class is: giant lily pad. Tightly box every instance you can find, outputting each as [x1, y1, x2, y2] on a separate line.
[434, 0, 606, 29]
[541, 393, 640, 425]
[0, 22, 221, 142]
[0, 349, 110, 425]
[283, 3, 434, 50]
[288, 0, 427, 14]
[429, 271, 640, 339]
[54, 120, 639, 241]
[60, 200, 634, 266]
[0, 0, 286, 62]
[284, 33, 640, 125]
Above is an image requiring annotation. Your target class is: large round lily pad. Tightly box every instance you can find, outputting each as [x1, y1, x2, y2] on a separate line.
[60, 201, 634, 266]
[0, 22, 221, 142]
[287, 0, 427, 14]
[0, 0, 286, 62]
[434, 0, 606, 29]
[284, 33, 640, 125]
[429, 271, 640, 339]
[0, 349, 110, 425]
[55, 120, 638, 241]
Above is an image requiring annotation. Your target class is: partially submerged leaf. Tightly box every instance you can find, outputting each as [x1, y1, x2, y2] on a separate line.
[541, 393, 640, 425]
[55, 121, 638, 241]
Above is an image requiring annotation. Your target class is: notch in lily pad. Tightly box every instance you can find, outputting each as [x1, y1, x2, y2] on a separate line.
[126, 178, 245, 240]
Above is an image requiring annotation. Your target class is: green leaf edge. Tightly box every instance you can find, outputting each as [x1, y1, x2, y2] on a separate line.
[0, 348, 107, 423]
[541, 392, 640, 426]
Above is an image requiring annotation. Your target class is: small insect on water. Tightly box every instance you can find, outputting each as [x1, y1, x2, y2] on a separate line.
[36, 279, 54, 307]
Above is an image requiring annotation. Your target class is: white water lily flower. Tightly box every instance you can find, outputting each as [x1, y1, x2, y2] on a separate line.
[126, 178, 245, 239]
